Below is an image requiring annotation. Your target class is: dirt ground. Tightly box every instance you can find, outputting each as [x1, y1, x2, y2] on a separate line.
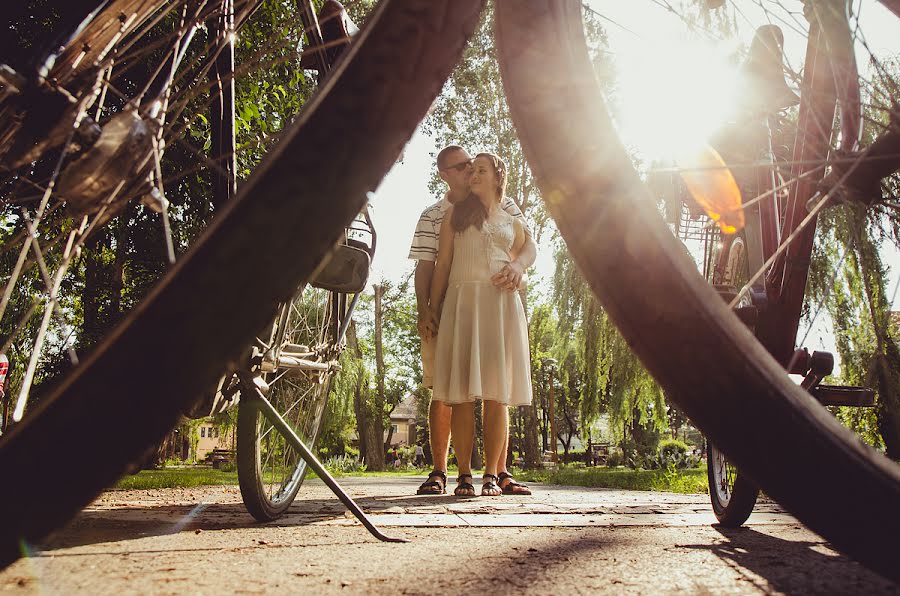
[1, 477, 897, 594]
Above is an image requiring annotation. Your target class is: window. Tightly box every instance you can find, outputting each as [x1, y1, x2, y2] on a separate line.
[201, 427, 206, 438]
[391, 424, 398, 434]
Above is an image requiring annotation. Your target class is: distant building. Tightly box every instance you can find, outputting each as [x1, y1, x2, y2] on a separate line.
[385, 393, 419, 447]
[196, 421, 233, 461]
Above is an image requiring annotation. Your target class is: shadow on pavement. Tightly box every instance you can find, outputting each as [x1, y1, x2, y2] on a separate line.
[34, 490, 475, 554]
[690, 525, 896, 591]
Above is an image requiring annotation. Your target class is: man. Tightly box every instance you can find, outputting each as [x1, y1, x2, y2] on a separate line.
[414, 443, 425, 467]
[409, 145, 536, 495]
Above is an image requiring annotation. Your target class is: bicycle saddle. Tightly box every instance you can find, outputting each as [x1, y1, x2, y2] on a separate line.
[738, 25, 799, 114]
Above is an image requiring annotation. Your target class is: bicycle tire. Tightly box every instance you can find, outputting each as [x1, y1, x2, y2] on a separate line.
[0, 0, 485, 568]
[707, 442, 758, 527]
[237, 285, 336, 521]
[0, 0, 255, 418]
[707, 234, 759, 527]
[495, 0, 900, 581]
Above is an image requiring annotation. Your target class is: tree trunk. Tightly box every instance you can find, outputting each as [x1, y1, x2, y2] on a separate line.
[374, 285, 387, 454]
[855, 229, 900, 459]
[471, 399, 483, 469]
[523, 402, 541, 468]
[348, 320, 383, 469]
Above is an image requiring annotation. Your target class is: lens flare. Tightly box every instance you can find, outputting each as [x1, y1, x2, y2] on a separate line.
[676, 144, 744, 234]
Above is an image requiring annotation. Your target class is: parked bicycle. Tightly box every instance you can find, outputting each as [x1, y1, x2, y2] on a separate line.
[496, 0, 900, 581]
[0, 0, 483, 566]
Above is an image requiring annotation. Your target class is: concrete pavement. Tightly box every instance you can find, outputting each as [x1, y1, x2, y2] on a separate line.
[0, 476, 896, 594]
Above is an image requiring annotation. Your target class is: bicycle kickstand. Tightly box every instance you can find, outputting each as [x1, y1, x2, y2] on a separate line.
[248, 386, 409, 543]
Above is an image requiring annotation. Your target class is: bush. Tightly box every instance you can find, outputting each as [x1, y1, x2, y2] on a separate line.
[658, 439, 691, 469]
[324, 454, 365, 474]
[606, 451, 623, 467]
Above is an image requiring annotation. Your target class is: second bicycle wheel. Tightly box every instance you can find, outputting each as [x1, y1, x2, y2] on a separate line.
[707, 234, 759, 527]
[496, 0, 900, 581]
[707, 441, 759, 527]
[237, 285, 336, 521]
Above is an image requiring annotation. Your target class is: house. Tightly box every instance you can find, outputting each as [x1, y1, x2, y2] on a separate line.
[196, 421, 234, 461]
[385, 393, 419, 447]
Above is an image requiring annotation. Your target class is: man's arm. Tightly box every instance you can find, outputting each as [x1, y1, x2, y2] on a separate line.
[414, 259, 436, 338]
[493, 229, 536, 290]
[429, 212, 455, 334]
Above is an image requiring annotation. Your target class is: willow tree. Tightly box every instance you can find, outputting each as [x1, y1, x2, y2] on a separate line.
[806, 55, 900, 459]
[551, 240, 667, 461]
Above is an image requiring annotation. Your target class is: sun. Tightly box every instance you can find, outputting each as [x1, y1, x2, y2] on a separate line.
[612, 34, 741, 164]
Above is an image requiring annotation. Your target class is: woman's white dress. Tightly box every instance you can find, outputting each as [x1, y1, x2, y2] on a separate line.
[432, 209, 533, 406]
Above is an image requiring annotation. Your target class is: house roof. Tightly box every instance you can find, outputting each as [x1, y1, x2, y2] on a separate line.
[391, 393, 418, 421]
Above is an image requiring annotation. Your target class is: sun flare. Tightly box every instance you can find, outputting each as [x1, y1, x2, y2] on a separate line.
[613, 35, 740, 163]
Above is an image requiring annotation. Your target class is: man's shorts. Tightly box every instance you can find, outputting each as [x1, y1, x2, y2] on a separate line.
[421, 335, 435, 389]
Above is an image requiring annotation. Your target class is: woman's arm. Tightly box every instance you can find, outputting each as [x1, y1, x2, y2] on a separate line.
[428, 209, 455, 335]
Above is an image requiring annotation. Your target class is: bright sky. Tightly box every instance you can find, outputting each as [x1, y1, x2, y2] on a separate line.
[366, 1, 900, 366]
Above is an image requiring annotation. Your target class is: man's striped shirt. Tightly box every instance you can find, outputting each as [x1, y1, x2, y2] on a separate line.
[408, 194, 526, 262]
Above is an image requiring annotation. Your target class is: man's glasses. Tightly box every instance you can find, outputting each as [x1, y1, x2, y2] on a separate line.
[441, 158, 472, 173]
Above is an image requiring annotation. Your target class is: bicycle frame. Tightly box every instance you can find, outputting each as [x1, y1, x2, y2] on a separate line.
[714, 4, 857, 372]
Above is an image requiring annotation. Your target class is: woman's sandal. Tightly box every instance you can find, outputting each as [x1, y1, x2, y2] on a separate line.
[497, 471, 532, 496]
[416, 470, 447, 495]
[455, 474, 476, 497]
[481, 473, 502, 497]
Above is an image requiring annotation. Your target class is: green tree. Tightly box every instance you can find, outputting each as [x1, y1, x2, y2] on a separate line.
[806, 58, 900, 458]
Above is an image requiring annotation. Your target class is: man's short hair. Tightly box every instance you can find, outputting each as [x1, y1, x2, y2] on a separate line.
[436, 145, 465, 170]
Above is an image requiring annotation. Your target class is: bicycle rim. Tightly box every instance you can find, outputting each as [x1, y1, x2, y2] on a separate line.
[237, 285, 335, 521]
[707, 442, 759, 527]
[707, 234, 759, 526]
[0, 0, 280, 425]
[496, 0, 900, 581]
[0, 0, 485, 567]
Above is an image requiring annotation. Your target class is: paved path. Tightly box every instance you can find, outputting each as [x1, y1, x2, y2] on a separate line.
[1, 477, 896, 594]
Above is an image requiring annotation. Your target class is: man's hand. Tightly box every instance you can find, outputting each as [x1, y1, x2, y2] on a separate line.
[417, 306, 440, 339]
[491, 260, 525, 291]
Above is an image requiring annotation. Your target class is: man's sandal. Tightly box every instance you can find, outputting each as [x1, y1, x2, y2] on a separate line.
[416, 470, 447, 495]
[481, 473, 502, 497]
[454, 474, 476, 497]
[498, 471, 532, 496]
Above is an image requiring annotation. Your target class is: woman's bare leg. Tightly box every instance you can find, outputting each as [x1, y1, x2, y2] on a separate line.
[491, 407, 531, 495]
[450, 402, 476, 496]
[482, 400, 508, 496]
[494, 413, 510, 475]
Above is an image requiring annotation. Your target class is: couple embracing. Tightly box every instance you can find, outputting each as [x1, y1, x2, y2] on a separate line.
[409, 145, 536, 497]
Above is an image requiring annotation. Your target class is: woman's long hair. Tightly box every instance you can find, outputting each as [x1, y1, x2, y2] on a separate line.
[451, 153, 508, 232]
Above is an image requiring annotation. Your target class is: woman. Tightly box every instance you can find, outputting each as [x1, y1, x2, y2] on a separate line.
[429, 153, 533, 497]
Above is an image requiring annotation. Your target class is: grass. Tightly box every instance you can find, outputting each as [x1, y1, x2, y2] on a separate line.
[115, 467, 239, 490]
[115, 463, 709, 494]
[514, 465, 709, 494]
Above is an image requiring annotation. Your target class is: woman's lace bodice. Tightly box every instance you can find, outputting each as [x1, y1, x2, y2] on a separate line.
[448, 209, 515, 284]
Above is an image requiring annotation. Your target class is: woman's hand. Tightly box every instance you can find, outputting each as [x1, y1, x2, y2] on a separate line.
[491, 260, 525, 291]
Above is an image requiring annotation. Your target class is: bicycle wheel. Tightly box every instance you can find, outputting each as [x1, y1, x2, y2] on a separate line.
[496, 0, 900, 581]
[707, 442, 758, 527]
[0, 0, 275, 425]
[706, 236, 759, 526]
[0, 0, 484, 568]
[237, 285, 336, 521]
